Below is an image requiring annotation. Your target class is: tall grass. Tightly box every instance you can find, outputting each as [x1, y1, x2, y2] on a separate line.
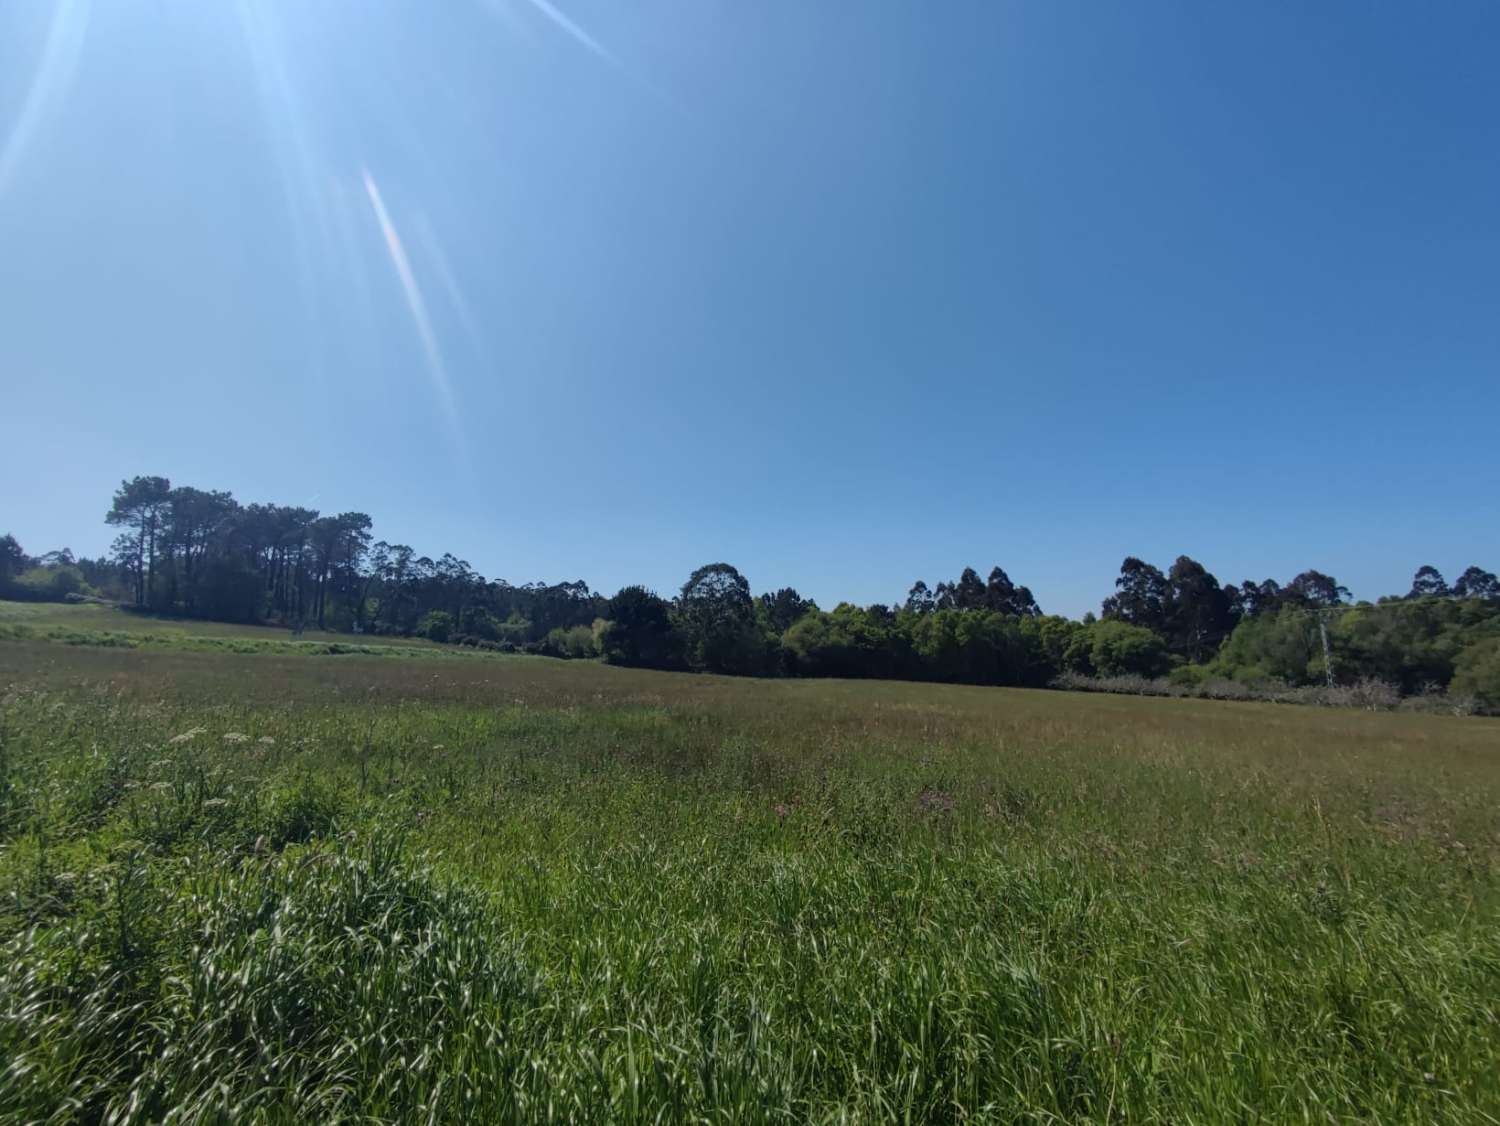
[1, 641, 1498, 1121]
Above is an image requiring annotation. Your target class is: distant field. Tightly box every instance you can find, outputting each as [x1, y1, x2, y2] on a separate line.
[0, 598, 455, 656]
[1, 636, 1497, 1122]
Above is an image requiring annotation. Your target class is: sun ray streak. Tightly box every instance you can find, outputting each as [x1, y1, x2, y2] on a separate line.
[515, 0, 617, 64]
[413, 212, 490, 372]
[234, 0, 333, 385]
[0, 0, 92, 198]
[363, 170, 468, 462]
[500, 0, 678, 108]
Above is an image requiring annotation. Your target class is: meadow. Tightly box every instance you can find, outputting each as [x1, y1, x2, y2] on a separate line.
[1, 616, 1498, 1123]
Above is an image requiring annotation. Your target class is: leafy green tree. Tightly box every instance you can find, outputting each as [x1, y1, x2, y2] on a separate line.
[1075, 620, 1171, 677]
[1213, 611, 1323, 684]
[783, 604, 903, 679]
[1407, 565, 1449, 599]
[599, 586, 679, 668]
[1165, 556, 1236, 662]
[1101, 557, 1169, 632]
[904, 581, 935, 614]
[1282, 570, 1350, 608]
[1451, 639, 1500, 709]
[676, 564, 765, 674]
[197, 556, 264, 623]
[1453, 566, 1500, 600]
[105, 475, 171, 605]
[417, 610, 454, 643]
[1334, 598, 1500, 692]
[757, 587, 816, 635]
[0, 534, 26, 592]
[952, 567, 987, 611]
[459, 606, 500, 641]
[1231, 579, 1282, 619]
[984, 566, 1042, 617]
[14, 564, 85, 601]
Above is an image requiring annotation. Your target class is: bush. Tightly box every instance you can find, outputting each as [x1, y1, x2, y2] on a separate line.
[599, 587, 681, 669]
[1079, 620, 1171, 678]
[12, 565, 87, 601]
[1451, 638, 1500, 712]
[542, 624, 597, 660]
[459, 607, 500, 641]
[1052, 671, 1405, 711]
[416, 610, 454, 644]
[450, 634, 504, 652]
[1168, 664, 1211, 688]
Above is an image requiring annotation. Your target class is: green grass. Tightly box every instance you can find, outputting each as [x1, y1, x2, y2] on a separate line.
[1, 638, 1497, 1122]
[0, 599, 468, 659]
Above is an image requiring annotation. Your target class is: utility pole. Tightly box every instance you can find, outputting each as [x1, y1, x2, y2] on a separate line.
[1318, 611, 1335, 688]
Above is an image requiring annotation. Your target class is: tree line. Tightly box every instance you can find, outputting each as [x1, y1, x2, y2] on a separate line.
[1, 474, 1495, 708]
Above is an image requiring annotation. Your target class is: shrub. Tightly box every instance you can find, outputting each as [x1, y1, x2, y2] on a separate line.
[416, 610, 454, 644]
[1168, 664, 1211, 688]
[1080, 620, 1171, 678]
[1451, 638, 1500, 712]
[12, 565, 87, 601]
[543, 624, 597, 660]
[1052, 671, 1404, 711]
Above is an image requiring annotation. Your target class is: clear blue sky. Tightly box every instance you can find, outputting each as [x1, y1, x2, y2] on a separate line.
[3, 0, 1496, 617]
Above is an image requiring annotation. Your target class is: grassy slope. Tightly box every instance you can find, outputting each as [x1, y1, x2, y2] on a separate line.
[1, 638, 1497, 1122]
[0, 598, 458, 657]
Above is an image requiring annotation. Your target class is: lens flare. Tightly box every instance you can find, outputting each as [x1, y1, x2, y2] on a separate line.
[363, 170, 468, 461]
[0, 0, 92, 198]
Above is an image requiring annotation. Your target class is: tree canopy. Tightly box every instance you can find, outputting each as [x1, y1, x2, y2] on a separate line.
[2, 476, 1496, 707]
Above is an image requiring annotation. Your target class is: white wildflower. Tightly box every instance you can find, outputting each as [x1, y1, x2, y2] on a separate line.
[223, 732, 249, 744]
[169, 727, 206, 745]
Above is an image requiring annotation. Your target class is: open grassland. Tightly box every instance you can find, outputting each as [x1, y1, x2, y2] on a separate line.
[0, 599, 454, 659]
[1, 639, 1498, 1123]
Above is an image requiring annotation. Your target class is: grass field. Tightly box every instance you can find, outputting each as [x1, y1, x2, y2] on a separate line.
[0, 599, 455, 658]
[2, 627, 1498, 1122]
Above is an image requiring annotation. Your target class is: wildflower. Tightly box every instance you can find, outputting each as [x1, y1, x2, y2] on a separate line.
[169, 727, 206, 745]
[223, 732, 249, 744]
[203, 798, 229, 809]
[257, 736, 276, 746]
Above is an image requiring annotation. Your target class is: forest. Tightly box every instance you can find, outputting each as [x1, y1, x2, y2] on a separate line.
[2, 474, 1497, 709]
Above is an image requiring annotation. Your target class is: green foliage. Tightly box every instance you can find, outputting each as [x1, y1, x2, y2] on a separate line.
[13, 564, 86, 601]
[1214, 599, 1500, 691]
[783, 604, 903, 679]
[1452, 638, 1500, 709]
[417, 610, 455, 643]
[459, 606, 500, 640]
[599, 585, 679, 668]
[1335, 598, 1500, 692]
[1213, 611, 1323, 684]
[0, 534, 26, 588]
[756, 587, 817, 635]
[542, 623, 597, 659]
[675, 563, 770, 675]
[194, 556, 263, 623]
[1073, 619, 1172, 677]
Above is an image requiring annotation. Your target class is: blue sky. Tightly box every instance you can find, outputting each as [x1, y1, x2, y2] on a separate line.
[2, 0, 1496, 617]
